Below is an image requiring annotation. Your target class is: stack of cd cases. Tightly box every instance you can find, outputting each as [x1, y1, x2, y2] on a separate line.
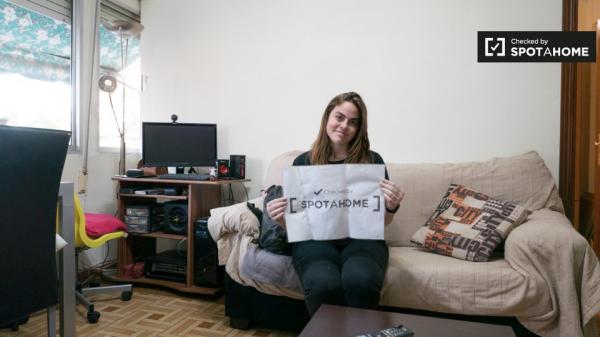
[125, 204, 164, 233]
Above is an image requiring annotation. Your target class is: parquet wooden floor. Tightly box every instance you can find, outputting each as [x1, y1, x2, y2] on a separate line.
[0, 286, 298, 337]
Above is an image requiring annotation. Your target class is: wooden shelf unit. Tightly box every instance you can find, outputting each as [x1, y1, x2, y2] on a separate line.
[120, 193, 188, 200]
[130, 230, 187, 240]
[111, 176, 250, 295]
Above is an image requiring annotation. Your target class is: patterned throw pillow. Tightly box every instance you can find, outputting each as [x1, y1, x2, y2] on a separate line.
[410, 184, 529, 262]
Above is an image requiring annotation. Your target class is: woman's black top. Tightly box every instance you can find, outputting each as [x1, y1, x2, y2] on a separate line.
[292, 150, 389, 180]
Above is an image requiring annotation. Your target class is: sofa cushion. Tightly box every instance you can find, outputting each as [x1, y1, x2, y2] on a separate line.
[410, 184, 528, 262]
[384, 151, 563, 247]
[379, 247, 551, 317]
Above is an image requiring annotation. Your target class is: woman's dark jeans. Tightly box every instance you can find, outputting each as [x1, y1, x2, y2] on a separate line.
[292, 239, 389, 316]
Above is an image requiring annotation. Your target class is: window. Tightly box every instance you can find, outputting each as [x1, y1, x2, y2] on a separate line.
[0, 0, 73, 143]
[98, 3, 141, 151]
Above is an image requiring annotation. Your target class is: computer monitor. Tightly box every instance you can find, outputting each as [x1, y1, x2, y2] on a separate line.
[142, 122, 217, 168]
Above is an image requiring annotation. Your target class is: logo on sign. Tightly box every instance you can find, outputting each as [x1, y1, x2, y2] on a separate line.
[484, 37, 505, 57]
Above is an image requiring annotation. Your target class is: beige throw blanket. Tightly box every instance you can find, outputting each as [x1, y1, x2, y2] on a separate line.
[505, 209, 600, 337]
[207, 200, 303, 299]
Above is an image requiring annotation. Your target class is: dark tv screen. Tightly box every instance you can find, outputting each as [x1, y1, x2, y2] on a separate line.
[142, 122, 217, 167]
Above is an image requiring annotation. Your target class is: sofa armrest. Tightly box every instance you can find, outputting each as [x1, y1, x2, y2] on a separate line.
[208, 196, 263, 241]
[504, 208, 600, 336]
[505, 209, 583, 263]
[207, 197, 263, 266]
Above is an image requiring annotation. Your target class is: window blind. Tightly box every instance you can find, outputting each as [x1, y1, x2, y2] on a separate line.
[101, 0, 139, 23]
[8, 0, 71, 23]
[8, 0, 140, 24]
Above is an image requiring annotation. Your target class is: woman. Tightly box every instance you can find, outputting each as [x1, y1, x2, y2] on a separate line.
[266, 91, 404, 315]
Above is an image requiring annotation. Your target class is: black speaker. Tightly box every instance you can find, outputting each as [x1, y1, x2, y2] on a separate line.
[163, 201, 188, 234]
[229, 155, 246, 179]
[194, 217, 223, 287]
[216, 159, 230, 178]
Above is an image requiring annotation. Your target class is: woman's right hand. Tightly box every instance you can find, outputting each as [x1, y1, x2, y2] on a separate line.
[266, 196, 288, 228]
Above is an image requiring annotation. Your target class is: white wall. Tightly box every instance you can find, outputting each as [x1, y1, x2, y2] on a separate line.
[139, 0, 562, 199]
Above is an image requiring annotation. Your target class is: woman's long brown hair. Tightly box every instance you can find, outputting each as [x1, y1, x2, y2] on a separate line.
[310, 92, 371, 165]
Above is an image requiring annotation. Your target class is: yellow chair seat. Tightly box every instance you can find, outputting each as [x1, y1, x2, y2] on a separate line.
[73, 193, 127, 249]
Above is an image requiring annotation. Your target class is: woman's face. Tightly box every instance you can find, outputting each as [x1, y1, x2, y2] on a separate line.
[326, 101, 360, 149]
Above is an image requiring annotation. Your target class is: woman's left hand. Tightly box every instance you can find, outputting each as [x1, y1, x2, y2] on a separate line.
[379, 179, 404, 211]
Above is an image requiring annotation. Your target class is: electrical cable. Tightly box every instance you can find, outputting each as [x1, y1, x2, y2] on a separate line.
[108, 92, 123, 136]
[176, 238, 188, 256]
[98, 242, 111, 269]
[81, 243, 116, 272]
[241, 182, 249, 201]
[228, 185, 234, 205]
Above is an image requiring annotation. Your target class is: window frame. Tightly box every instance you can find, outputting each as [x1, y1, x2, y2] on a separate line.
[70, 0, 79, 152]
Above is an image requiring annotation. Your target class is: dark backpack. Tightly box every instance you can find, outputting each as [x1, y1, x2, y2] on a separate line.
[247, 185, 291, 255]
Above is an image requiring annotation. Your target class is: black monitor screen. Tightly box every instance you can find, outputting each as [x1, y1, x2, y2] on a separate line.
[142, 122, 217, 167]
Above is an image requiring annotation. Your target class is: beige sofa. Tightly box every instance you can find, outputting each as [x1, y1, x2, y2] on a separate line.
[209, 150, 600, 337]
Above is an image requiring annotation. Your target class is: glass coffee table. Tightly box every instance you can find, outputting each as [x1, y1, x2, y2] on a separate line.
[299, 305, 516, 337]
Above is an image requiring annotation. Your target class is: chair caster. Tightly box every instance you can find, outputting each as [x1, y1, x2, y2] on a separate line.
[87, 311, 100, 324]
[121, 290, 133, 301]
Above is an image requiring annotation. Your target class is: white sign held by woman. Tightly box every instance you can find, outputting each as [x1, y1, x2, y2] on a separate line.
[283, 164, 385, 242]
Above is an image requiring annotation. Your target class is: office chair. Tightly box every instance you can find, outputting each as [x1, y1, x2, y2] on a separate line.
[0, 125, 70, 335]
[73, 193, 133, 323]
